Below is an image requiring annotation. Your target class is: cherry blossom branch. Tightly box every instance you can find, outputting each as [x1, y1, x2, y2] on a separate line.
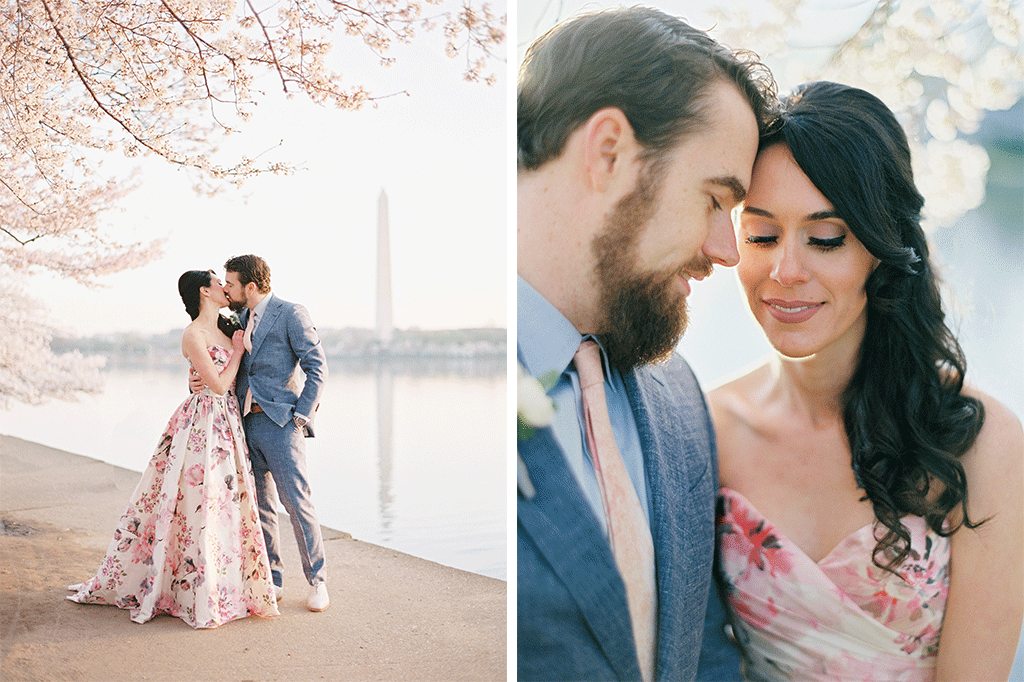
[244, 0, 290, 94]
[0, 226, 43, 246]
[40, 0, 164, 159]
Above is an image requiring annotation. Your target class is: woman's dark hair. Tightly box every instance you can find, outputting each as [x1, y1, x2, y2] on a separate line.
[518, 6, 777, 171]
[762, 81, 986, 572]
[177, 270, 242, 338]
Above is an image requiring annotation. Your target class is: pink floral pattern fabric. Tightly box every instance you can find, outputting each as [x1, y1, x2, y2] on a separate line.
[69, 346, 279, 628]
[718, 487, 950, 681]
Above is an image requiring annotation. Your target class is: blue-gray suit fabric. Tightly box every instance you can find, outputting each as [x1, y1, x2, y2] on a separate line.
[237, 294, 328, 588]
[517, 353, 741, 681]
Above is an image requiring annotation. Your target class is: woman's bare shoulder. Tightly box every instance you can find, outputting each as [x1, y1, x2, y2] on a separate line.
[938, 386, 1023, 682]
[709, 363, 772, 487]
[961, 386, 1024, 463]
[957, 385, 1024, 518]
[708, 362, 772, 420]
[962, 385, 1023, 447]
[180, 323, 208, 358]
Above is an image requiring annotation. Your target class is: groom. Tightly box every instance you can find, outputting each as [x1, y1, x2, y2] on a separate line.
[517, 7, 775, 681]
[222, 254, 330, 612]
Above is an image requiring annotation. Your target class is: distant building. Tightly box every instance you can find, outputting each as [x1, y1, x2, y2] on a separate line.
[376, 188, 394, 348]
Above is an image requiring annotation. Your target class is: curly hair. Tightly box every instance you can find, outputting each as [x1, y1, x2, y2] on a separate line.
[224, 254, 271, 294]
[761, 81, 986, 572]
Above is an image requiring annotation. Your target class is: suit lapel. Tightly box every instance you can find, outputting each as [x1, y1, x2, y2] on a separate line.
[625, 361, 710, 680]
[518, 427, 641, 681]
[625, 366, 671, 678]
[250, 297, 283, 358]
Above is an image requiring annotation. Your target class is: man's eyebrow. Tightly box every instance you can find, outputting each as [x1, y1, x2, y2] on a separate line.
[708, 176, 747, 202]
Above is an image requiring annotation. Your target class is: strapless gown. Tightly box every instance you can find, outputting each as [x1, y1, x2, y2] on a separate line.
[68, 345, 279, 628]
[717, 487, 950, 681]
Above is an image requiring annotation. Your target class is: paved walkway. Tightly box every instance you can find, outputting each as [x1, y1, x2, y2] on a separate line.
[0, 435, 506, 681]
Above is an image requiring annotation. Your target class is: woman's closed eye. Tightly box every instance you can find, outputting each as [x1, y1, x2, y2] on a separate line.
[744, 234, 847, 251]
[809, 235, 846, 251]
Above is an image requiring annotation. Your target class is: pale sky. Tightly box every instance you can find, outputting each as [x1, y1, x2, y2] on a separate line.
[37, 4, 507, 337]
[517, 0, 878, 81]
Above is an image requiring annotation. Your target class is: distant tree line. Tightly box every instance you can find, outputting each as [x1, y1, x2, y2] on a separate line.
[50, 328, 507, 366]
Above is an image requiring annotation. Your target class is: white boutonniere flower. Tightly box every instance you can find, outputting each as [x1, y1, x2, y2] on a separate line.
[517, 363, 558, 500]
[222, 311, 243, 332]
[517, 363, 555, 439]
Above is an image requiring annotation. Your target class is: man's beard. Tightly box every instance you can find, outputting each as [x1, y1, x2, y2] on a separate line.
[228, 299, 245, 313]
[592, 168, 713, 372]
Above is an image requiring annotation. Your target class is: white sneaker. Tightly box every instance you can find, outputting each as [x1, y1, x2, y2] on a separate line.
[307, 583, 329, 612]
[274, 584, 284, 602]
[67, 583, 82, 591]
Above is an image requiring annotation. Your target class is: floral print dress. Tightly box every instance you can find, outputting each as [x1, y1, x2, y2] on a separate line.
[717, 487, 950, 681]
[69, 346, 279, 628]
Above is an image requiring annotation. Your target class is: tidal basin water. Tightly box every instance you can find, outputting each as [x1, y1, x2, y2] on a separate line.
[0, 359, 506, 580]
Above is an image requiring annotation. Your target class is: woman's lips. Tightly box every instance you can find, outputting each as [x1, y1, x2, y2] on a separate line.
[675, 272, 692, 297]
[764, 298, 823, 323]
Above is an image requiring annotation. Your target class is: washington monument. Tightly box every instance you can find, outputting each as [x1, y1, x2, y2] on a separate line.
[376, 188, 394, 347]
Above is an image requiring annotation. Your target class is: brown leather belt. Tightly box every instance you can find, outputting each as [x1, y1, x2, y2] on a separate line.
[250, 403, 264, 413]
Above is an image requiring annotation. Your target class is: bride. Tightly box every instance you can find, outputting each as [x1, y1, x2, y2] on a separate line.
[67, 270, 279, 628]
[710, 82, 1023, 680]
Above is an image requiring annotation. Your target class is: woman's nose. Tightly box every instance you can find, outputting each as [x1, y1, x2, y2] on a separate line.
[770, 241, 810, 286]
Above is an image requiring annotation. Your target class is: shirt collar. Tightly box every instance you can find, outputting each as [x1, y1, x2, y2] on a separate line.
[251, 291, 273, 320]
[517, 276, 617, 391]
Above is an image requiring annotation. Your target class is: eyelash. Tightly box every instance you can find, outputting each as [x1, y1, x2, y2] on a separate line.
[744, 235, 846, 252]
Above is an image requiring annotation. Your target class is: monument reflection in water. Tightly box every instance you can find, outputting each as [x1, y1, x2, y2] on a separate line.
[376, 361, 395, 536]
[296, 187, 506, 579]
[301, 353, 506, 580]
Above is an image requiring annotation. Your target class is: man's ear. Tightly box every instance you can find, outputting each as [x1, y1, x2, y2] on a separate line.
[581, 107, 641, 194]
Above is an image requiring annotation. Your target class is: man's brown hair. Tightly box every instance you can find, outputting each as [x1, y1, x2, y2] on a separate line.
[224, 254, 271, 294]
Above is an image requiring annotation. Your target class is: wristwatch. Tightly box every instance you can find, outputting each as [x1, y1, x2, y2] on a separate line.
[293, 415, 309, 428]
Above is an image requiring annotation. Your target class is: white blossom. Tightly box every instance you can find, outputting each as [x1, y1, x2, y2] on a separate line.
[518, 363, 555, 430]
[0, 280, 105, 408]
[1, 0, 504, 406]
[703, 0, 1023, 230]
[1, 0, 505, 283]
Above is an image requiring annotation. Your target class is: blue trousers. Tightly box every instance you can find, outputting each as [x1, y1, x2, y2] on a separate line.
[244, 411, 326, 587]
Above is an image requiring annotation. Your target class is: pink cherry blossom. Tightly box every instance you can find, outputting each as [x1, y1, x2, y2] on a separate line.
[1, 0, 504, 408]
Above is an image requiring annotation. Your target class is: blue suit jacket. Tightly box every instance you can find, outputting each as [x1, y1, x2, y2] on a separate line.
[236, 295, 327, 436]
[517, 352, 741, 681]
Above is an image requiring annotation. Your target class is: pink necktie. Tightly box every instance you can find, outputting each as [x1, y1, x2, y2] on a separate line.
[242, 311, 256, 414]
[243, 310, 256, 353]
[574, 340, 657, 681]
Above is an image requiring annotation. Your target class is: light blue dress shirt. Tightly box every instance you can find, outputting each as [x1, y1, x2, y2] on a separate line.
[249, 291, 273, 333]
[517, 276, 651, 531]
